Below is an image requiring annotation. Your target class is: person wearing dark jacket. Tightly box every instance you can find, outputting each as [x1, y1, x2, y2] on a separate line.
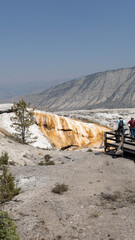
[115, 117, 126, 135]
[115, 117, 126, 142]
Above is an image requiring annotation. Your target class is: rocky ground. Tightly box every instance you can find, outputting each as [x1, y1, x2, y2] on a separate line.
[0, 106, 135, 240]
[1, 131, 135, 240]
[55, 108, 135, 130]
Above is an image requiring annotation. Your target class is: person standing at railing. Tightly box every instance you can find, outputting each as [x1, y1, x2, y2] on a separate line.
[127, 117, 135, 139]
[115, 117, 126, 142]
[115, 117, 126, 135]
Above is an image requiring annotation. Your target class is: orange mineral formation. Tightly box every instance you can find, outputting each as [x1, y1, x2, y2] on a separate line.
[33, 112, 110, 150]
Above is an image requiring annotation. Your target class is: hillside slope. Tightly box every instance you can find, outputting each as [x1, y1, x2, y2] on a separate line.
[1, 131, 135, 240]
[21, 67, 135, 110]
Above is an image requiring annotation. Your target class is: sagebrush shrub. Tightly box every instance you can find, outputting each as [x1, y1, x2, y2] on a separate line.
[52, 183, 68, 194]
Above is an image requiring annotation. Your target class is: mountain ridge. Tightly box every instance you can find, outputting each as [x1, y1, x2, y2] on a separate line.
[22, 66, 135, 110]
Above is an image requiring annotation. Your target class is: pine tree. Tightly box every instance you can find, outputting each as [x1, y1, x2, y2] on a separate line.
[0, 210, 21, 240]
[10, 99, 35, 143]
[0, 167, 20, 203]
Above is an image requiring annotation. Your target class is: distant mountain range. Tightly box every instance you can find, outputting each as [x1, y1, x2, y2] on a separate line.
[21, 66, 135, 110]
[0, 78, 68, 102]
[2, 66, 135, 110]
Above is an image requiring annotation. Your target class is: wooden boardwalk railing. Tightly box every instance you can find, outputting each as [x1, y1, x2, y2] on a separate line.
[104, 131, 135, 156]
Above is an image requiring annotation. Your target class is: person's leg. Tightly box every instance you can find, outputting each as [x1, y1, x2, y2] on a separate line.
[130, 128, 134, 138]
[130, 127, 131, 136]
[133, 129, 135, 138]
[115, 130, 119, 142]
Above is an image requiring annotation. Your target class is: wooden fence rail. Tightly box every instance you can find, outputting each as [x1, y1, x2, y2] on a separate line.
[104, 131, 135, 156]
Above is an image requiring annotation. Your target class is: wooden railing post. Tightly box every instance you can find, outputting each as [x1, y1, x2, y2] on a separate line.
[104, 132, 107, 152]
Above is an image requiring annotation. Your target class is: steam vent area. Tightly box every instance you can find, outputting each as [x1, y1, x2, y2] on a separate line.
[34, 111, 110, 150]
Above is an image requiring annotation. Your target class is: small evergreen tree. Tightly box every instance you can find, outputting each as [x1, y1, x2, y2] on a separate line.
[0, 167, 20, 204]
[0, 210, 21, 240]
[10, 99, 35, 143]
[0, 152, 9, 166]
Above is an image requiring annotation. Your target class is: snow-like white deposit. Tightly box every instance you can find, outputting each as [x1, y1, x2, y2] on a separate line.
[0, 111, 52, 149]
[0, 103, 13, 111]
[0, 104, 134, 149]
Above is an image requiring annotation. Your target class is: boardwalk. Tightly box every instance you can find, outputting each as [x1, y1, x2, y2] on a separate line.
[104, 131, 135, 156]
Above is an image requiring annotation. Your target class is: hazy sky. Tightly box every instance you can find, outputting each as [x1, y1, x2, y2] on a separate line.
[1, 0, 135, 86]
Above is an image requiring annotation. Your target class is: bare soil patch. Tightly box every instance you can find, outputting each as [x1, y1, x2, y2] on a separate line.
[1, 132, 135, 240]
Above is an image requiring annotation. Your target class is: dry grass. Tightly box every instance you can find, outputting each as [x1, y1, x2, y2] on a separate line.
[99, 190, 135, 210]
[44, 154, 51, 161]
[38, 154, 55, 166]
[52, 183, 68, 194]
[90, 212, 99, 218]
[38, 159, 55, 166]
[9, 161, 16, 166]
[100, 192, 118, 202]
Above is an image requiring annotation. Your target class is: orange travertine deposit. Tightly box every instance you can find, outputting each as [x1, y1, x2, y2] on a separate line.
[33, 112, 110, 150]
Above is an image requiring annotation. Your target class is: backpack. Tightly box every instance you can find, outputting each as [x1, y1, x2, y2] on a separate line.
[119, 119, 123, 128]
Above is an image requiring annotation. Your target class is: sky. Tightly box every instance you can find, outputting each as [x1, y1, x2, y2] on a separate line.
[1, 0, 135, 89]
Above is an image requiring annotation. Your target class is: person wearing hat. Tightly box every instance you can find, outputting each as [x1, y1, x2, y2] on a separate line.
[115, 117, 126, 134]
[115, 117, 126, 142]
